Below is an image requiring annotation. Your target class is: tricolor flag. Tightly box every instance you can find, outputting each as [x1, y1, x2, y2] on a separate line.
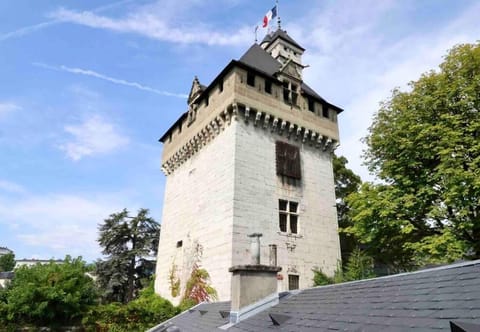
[263, 5, 277, 28]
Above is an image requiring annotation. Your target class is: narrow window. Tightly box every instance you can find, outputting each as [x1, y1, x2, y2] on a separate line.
[247, 72, 255, 87]
[279, 200, 288, 232]
[178, 122, 182, 134]
[291, 84, 298, 106]
[276, 141, 301, 179]
[308, 98, 315, 112]
[219, 79, 224, 93]
[176, 240, 183, 248]
[283, 82, 290, 103]
[205, 95, 209, 107]
[288, 275, 299, 290]
[278, 199, 299, 234]
[322, 105, 329, 118]
[265, 80, 272, 94]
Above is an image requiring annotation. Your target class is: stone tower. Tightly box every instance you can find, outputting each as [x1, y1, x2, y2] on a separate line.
[155, 29, 342, 304]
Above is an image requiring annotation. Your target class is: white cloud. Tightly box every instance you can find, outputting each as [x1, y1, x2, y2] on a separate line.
[0, 192, 137, 260]
[0, 179, 26, 194]
[293, 0, 480, 181]
[0, 102, 20, 118]
[60, 114, 129, 161]
[49, 6, 252, 46]
[0, 0, 136, 42]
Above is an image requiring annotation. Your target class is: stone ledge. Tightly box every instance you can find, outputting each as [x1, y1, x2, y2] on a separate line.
[229, 265, 282, 273]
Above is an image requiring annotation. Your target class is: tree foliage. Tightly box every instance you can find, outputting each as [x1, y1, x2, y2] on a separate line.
[347, 42, 480, 270]
[83, 280, 179, 332]
[333, 155, 362, 261]
[96, 208, 160, 303]
[0, 253, 15, 272]
[0, 256, 97, 328]
[312, 249, 375, 286]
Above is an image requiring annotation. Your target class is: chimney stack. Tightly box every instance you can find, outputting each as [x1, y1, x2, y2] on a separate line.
[227, 233, 281, 324]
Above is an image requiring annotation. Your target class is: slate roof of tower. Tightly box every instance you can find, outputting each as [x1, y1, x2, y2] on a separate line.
[238, 44, 281, 77]
[261, 29, 305, 51]
[151, 260, 480, 331]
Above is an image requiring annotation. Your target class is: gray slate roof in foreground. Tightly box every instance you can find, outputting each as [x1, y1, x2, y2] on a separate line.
[229, 260, 480, 331]
[153, 260, 480, 331]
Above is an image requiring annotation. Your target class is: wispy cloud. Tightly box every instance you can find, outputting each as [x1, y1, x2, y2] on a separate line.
[49, 7, 252, 46]
[0, 102, 21, 118]
[60, 114, 129, 161]
[0, 0, 136, 42]
[33, 62, 187, 98]
[0, 191, 137, 260]
[0, 179, 26, 194]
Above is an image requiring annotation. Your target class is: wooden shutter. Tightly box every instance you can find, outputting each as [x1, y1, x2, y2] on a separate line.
[276, 141, 301, 179]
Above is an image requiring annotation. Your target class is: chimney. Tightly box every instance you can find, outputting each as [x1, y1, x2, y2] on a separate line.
[227, 233, 281, 324]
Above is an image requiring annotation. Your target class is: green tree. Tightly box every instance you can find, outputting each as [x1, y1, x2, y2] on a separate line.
[0, 256, 97, 328]
[96, 208, 160, 303]
[343, 248, 375, 281]
[0, 252, 15, 272]
[333, 155, 362, 262]
[347, 42, 480, 269]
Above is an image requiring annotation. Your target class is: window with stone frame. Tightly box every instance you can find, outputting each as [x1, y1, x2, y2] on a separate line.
[279, 199, 299, 234]
[288, 274, 299, 290]
[276, 141, 301, 180]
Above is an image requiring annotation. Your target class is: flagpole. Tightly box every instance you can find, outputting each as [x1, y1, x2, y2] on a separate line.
[276, 0, 281, 29]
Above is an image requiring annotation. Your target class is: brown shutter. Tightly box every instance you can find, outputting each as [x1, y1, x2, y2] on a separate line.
[276, 141, 301, 179]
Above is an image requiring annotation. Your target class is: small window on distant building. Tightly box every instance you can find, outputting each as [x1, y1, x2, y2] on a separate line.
[176, 240, 183, 248]
[265, 80, 272, 94]
[308, 98, 315, 112]
[276, 141, 301, 179]
[322, 105, 329, 118]
[219, 79, 224, 93]
[247, 72, 255, 87]
[278, 199, 299, 234]
[288, 275, 299, 290]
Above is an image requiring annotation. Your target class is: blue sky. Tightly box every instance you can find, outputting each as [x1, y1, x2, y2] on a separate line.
[0, 0, 479, 262]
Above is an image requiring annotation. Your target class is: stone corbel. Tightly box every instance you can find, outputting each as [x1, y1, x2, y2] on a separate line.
[287, 123, 295, 139]
[280, 120, 287, 135]
[232, 103, 238, 121]
[316, 135, 324, 148]
[224, 108, 231, 125]
[254, 111, 262, 126]
[272, 117, 279, 132]
[323, 138, 332, 151]
[303, 129, 309, 143]
[295, 127, 302, 140]
[263, 114, 270, 129]
[244, 107, 250, 123]
[216, 116, 224, 131]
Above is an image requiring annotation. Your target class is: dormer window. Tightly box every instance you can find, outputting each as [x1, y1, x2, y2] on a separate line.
[247, 72, 255, 87]
[282, 81, 299, 106]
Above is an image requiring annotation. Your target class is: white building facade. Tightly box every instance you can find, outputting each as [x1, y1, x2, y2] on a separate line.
[155, 29, 343, 304]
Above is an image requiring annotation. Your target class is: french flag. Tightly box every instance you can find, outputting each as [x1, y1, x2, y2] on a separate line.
[263, 5, 277, 28]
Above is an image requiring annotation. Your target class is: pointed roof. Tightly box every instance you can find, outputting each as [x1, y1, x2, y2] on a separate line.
[261, 29, 305, 51]
[239, 44, 281, 77]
